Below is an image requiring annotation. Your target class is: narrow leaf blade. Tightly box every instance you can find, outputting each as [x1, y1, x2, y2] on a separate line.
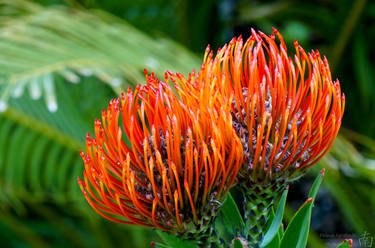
[280, 170, 325, 248]
[308, 169, 325, 200]
[261, 187, 289, 247]
[280, 198, 314, 248]
[262, 209, 281, 248]
[220, 193, 245, 233]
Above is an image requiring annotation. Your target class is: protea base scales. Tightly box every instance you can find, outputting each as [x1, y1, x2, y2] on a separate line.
[173, 204, 221, 247]
[240, 180, 286, 247]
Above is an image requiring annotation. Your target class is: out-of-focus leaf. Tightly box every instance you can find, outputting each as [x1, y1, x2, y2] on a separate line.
[353, 32, 373, 111]
[318, 136, 375, 236]
[237, 1, 294, 21]
[0, 0, 200, 112]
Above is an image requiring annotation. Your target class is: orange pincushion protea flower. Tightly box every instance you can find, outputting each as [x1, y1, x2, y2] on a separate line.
[170, 28, 345, 245]
[173, 28, 345, 183]
[78, 71, 243, 241]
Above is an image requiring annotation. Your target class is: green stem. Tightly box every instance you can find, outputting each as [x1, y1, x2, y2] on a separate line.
[241, 181, 286, 247]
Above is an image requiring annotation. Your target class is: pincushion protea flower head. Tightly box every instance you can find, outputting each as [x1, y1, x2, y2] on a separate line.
[78, 71, 243, 243]
[171, 28, 345, 245]
[176, 28, 345, 184]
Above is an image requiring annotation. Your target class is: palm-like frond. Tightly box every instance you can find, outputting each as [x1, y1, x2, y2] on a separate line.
[0, 0, 200, 112]
[0, 78, 108, 209]
[0, 77, 158, 247]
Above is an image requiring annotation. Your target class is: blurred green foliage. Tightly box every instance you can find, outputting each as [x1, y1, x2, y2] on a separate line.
[0, 0, 374, 247]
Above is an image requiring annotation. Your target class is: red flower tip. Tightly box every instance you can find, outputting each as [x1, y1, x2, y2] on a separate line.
[320, 168, 326, 177]
[294, 39, 299, 47]
[94, 119, 100, 126]
[344, 239, 353, 248]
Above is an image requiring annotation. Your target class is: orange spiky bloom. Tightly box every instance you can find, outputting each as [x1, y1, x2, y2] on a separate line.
[78, 71, 243, 244]
[171, 28, 345, 245]
[182, 28, 344, 182]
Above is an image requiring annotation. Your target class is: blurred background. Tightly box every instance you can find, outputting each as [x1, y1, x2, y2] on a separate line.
[0, 0, 374, 247]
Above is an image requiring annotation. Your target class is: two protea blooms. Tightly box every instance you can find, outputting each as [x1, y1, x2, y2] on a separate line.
[78, 28, 344, 247]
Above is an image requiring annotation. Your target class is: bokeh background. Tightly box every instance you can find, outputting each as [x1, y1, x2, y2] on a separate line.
[0, 0, 374, 247]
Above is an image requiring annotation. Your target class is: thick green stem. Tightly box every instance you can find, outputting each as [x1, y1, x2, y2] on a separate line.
[241, 181, 286, 247]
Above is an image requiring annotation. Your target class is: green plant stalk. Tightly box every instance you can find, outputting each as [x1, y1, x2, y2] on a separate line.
[241, 181, 286, 247]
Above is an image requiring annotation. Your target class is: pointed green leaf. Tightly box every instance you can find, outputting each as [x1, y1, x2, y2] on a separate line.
[280, 171, 325, 248]
[262, 209, 281, 248]
[156, 230, 196, 248]
[261, 187, 289, 247]
[308, 169, 325, 200]
[280, 198, 313, 248]
[337, 239, 353, 248]
[220, 193, 245, 233]
[233, 238, 245, 248]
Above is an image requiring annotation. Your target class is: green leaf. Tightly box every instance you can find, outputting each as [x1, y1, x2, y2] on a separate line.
[262, 209, 281, 248]
[152, 242, 169, 248]
[156, 230, 196, 248]
[308, 169, 325, 200]
[233, 238, 245, 248]
[280, 198, 313, 248]
[220, 193, 245, 235]
[337, 239, 353, 248]
[0, 0, 200, 111]
[261, 187, 289, 247]
[280, 171, 325, 248]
